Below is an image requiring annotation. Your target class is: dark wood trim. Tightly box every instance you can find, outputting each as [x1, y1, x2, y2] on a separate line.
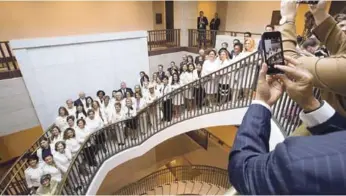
[0, 156, 18, 168]
[0, 70, 22, 80]
[0, 56, 16, 64]
[148, 46, 198, 56]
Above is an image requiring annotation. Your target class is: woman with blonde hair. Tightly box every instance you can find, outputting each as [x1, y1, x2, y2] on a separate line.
[243, 38, 256, 53]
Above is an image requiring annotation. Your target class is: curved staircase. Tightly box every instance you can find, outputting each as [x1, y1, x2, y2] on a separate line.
[0, 50, 320, 195]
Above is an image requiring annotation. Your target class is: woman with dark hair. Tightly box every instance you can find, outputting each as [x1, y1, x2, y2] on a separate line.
[63, 128, 81, 157]
[171, 73, 183, 119]
[202, 49, 220, 107]
[161, 76, 173, 122]
[25, 154, 43, 192]
[121, 91, 136, 109]
[36, 137, 54, 163]
[75, 118, 97, 166]
[75, 103, 87, 120]
[55, 106, 69, 131]
[53, 141, 72, 173]
[187, 55, 194, 65]
[86, 109, 105, 153]
[217, 49, 232, 105]
[85, 96, 93, 112]
[193, 63, 205, 109]
[181, 63, 195, 112]
[140, 72, 150, 87]
[66, 115, 77, 130]
[95, 90, 106, 108]
[50, 126, 63, 146]
[92, 100, 106, 124]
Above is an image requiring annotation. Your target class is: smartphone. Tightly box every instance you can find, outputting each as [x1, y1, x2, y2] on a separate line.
[261, 31, 285, 75]
[297, 0, 319, 4]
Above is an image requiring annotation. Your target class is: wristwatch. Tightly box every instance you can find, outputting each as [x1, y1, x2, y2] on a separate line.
[279, 16, 295, 25]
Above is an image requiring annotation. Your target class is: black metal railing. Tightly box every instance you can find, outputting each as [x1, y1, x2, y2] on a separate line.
[0, 50, 320, 195]
[188, 29, 262, 48]
[114, 165, 230, 195]
[148, 29, 181, 51]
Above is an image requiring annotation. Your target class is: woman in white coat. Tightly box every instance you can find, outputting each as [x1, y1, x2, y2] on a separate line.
[217, 49, 232, 105]
[53, 141, 72, 173]
[50, 126, 63, 147]
[180, 63, 195, 112]
[171, 73, 183, 119]
[123, 99, 137, 140]
[76, 118, 97, 166]
[103, 96, 114, 124]
[24, 155, 43, 192]
[110, 102, 126, 145]
[202, 50, 220, 107]
[55, 107, 69, 131]
[134, 92, 148, 134]
[145, 84, 161, 129]
[85, 109, 105, 153]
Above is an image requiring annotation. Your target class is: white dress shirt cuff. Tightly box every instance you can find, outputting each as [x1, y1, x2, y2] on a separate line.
[251, 100, 272, 113]
[299, 101, 335, 128]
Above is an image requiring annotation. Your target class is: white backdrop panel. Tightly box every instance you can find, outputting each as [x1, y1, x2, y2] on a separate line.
[11, 31, 149, 130]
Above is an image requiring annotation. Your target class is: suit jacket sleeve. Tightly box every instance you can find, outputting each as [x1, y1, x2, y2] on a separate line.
[205, 17, 209, 26]
[307, 112, 346, 135]
[228, 104, 292, 194]
[197, 17, 200, 29]
[279, 18, 346, 96]
[216, 18, 220, 30]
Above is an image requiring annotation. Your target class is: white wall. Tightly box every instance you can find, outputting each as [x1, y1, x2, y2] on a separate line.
[0, 78, 40, 136]
[86, 107, 285, 194]
[148, 51, 197, 75]
[174, 1, 198, 46]
[10, 31, 150, 130]
[225, 1, 280, 33]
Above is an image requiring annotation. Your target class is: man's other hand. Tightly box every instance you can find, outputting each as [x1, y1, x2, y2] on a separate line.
[275, 56, 321, 112]
[255, 63, 284, 107]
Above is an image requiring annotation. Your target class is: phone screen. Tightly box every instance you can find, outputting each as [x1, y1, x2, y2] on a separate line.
[262, 32, 285, 74]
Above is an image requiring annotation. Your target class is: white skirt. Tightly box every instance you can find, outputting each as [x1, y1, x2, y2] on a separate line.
[204, 79, 218, 94]
[172, 93, 184, 105]
[184, 87, 194, 99]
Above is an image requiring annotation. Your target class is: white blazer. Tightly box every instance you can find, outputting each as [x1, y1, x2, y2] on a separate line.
[155, 84, 163, 96]
[86, 117, 104, 134]
[53, 149, 72, 173]
[145, 91, 160, 104]
[75, 126, 91, 142]
[24, 166, 44, 188]
[123, 106, 137, 119]
[192, 69, 203, 81]
[110, 110, 125, 124]
[218, 59, 232, 85]
[50, 133, 63, 147]
[65, 138, 81, 156]
[103, 103, 115, 124]
[55, 116, 68, 131]
[95, 97, 105, 108]
[41, 163, 62, 182]
[94, 108, 107, 124]
[161, 84, 172, 100]
[134, 98, 147, 111]
[202, 59, 220, 78]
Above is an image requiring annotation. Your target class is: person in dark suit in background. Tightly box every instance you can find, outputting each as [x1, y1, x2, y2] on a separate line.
[258, 24, 275, 52]
[210, 13, 221, 47]
[74, 92, 87, 108]
[157, 64, 166, 80]
[197, 11, 208, 48]
[229, 56, 346, 194]
[117, 82, 134, 98]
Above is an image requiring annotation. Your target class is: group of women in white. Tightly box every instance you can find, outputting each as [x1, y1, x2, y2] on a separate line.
[24, 37, 257, 194]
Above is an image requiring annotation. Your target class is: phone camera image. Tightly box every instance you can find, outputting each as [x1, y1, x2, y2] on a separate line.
[264, 37, 284, 66]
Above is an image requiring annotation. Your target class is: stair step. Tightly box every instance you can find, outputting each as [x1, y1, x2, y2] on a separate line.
[154, 186, 163, 195]
[215, 187, 227, 195]
[169, 182, 178, 195]
[191, 181, 203, 194]
[146, 189, 155, 195]
[207, 185, 221, 195]
[176, 181, 186, 195]
[183, 180, 194, 194]
[199, 182, 212, 195]
[162, 184, 171, 195]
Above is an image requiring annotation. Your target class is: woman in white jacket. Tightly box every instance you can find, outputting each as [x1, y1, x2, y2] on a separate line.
[76, 119, 97, 166]
[103, 96, 114, 124]
[110, 102, 126, 145]
[192, 63, 205, 110]
[202, 50, 220, 107]
[63, 128, 82, 157]
[134, 92, 147, 134]
[86, 109, 105, 153]
[24, 155, 43, 192]
[217, 49, 232, 105]
[145, 84, 161, 129]
[171, 73, 183, 119]
[123, 99, 137, 140]
[55, 107, 69, 131]
[50, 126, 63, 147]
[92, 100, 107, 125]
[53, 141, 72, 173]
[180, 63, 195, 112]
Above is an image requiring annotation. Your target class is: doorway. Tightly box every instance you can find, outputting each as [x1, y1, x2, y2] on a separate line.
[165, 1, 174, 42]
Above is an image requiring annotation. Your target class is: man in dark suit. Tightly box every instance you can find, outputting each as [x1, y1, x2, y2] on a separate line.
[197, 11, 208, 48]
[74, 91, 86, 108]
[117, 82, 133, 98]
[210, 13, 220, 47]
[229, 56, 346, 194]
[157, 64, 166, 80]
[258, 24, 274, 52]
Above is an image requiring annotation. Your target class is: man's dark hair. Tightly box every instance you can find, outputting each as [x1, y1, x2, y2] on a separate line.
[234, 43, 243, 51]
[265, 24, 274, 30]
[199, 11, 204, 14]
[221, 42, 229, 47]
[302, 38, 319, 50]
[244, 32, 252, 37]
[158, 64, 163, 68]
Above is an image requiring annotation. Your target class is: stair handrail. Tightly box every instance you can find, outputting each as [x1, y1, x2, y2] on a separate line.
[114, 165, 230, 195]
[55, 51, 284, 195]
